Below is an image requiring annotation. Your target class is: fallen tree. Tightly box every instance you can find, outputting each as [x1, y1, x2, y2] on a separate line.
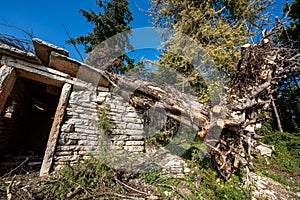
[103, 32, 299, 179]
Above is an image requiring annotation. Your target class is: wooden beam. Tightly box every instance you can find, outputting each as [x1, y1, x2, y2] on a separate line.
[49, 51, 111, 87]
[1, 59, 97, 90]
[32, 38, 69, 66]
[40, 83, 72, 176]
[2, 55, 71, 79]
[0, 60, 71, 87]
[0, 43, 41, 64]
[0, 65, 17, 114]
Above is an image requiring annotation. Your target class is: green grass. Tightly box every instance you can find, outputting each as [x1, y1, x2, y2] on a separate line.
[251, 131, 300, 192]
[137, 155, 251, 199]
[187, 160, 251, 200]
[35, 156, 118, 199]
[34, 123, 299, 199]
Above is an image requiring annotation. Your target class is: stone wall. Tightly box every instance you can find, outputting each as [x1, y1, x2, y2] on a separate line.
[106, 92, 145, 152]
[0, 39, 189, 177]
[53, 87, 145, 170]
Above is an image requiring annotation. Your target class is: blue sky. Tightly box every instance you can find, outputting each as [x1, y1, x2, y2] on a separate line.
[0, 0, 154, 60]
[0, 0, 289, 62]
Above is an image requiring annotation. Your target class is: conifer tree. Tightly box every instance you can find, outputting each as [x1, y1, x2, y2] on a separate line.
[275, 0, 300, 132]
[149, 0, 271, 101]
[68, 0, 134, 74]
[283, 0, 300, 41]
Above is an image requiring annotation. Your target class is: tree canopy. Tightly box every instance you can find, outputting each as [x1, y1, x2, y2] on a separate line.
[283, 0, 300, 41]
[67, 0, 135, 74]
[274, 0, 300, 132]
[68, 0, 133, 53]
[148, 0, 271, 102]
[150, 0, 271, 72]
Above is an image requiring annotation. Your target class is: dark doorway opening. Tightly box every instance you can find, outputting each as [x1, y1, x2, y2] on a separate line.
[0, 78, 61, 176]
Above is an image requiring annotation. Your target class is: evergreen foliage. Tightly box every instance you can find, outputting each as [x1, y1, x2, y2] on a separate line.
[274, 0, 300, 132]
[67, 0, 135, 74]
[149, 0, 271, 100]
[68, 0, 133, 53]
[283, 0, 300, 41]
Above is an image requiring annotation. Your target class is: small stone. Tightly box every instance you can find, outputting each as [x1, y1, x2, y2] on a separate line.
[113, 141, 125, 146]
[212, 105, 222, 114]
[127, 129, 144, 135]
[112, 135, 129, 141]
[164, 191, 172, 197]
[255, 123, 262, 129]
[244, 125, 255, 133]
[124, 146, 144, 152]
[128, 135, 144, 140]
[125, 141, 144, 146]
[126, 123, 143, 130]
[255, 144, 273, 157]
[61, 123, 75, 133]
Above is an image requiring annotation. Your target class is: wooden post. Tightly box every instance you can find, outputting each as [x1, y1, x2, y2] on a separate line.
[40, 83, 72, 176]
[0, 65, 17, 114]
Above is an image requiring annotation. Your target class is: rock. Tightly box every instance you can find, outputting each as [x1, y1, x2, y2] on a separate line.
[49, 51, 109, 86]
[255, 123, 262, 129]
[33, 38, 68, 66]
[212, 105, 222, 114]
[0, 43, 40, 64]
[126, 123, 143, 130]
[125, 141, 145, 146]
[156, 151, 191, 178]
[164, 191, 172, 197]
[244, 125, 255, 133]
[61, 123, 75, 133]
[124, 146, 145, 152]
[249, 172, 299, 200]
[241, 43, 251, 48]
[255, 144, 274, 157]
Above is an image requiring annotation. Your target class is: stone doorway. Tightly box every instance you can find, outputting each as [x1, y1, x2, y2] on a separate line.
[0, 77, 61, 175]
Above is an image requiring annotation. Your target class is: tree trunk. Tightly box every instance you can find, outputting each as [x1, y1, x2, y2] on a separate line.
[270, 94, 283, 132]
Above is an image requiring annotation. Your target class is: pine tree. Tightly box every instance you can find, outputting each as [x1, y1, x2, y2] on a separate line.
[149, 0, 271, 100]
[68, 0, 135, 74]
[275, 0, 300, 132]
[283, 0, 300, 41]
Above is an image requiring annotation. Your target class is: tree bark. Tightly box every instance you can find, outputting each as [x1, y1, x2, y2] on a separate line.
[109, 73, 209, 132]
[270, 94, 283, 132]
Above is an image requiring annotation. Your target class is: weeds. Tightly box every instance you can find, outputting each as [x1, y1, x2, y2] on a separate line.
[252, 131, 300, 192]
[36, 156, 118, 199]
[96, 103, 114, 137]
[136, 151, 251, 199]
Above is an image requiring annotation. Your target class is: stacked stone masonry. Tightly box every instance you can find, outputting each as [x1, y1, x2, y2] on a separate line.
[53, 88, 145, 170]
[0, 39, 146, 175]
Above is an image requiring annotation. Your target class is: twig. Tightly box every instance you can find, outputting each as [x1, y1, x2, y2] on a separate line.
[115, 178, 148, 196]
[113, 193, 145, 200]
[6, 175, 16, 200]
[62, 24, 84, 62]
[0, 178, 7, 191]
[0, 23, 34, 38]
[1, 157, 29, 178]
[79, 192, 114, 200]
[157, 183, 188, 200]
[66, 186, 82, 198]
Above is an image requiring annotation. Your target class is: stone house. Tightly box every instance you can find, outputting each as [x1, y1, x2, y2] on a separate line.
[0, 38, 146, 176]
